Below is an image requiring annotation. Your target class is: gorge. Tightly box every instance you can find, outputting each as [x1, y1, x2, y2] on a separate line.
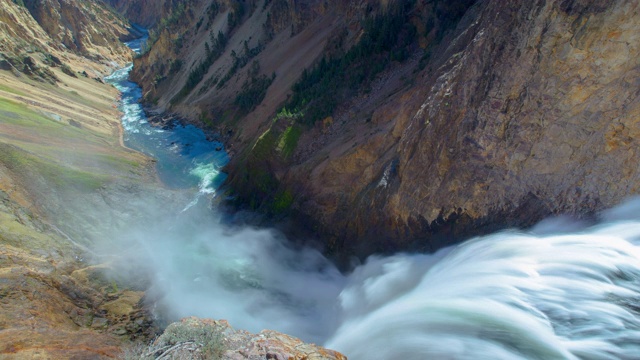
[1, 0, 640, 359]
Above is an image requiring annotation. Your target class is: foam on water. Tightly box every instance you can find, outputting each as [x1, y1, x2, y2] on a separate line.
[190, 162, 226, 194]
[326, 212, 640, 360]
[104, 63, 228, 191]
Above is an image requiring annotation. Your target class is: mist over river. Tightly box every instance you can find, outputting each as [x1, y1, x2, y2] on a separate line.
[102, 39, 640, 359]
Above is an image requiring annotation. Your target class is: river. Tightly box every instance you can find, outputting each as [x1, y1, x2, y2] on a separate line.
[103, 37, 640, 359]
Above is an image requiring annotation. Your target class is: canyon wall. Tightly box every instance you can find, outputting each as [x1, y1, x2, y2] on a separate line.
[131, 0, 640, 259]
[103, 0, 183, 27]
[1, 0, 134, 72]
[0, 0, 159, 357]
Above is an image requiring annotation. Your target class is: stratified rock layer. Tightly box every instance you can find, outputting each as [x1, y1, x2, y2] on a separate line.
[1, 0, 133, 71]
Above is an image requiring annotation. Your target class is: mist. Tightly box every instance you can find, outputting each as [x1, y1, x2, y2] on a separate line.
[92, 188, 640, 359]
[99, 196, 345, 343]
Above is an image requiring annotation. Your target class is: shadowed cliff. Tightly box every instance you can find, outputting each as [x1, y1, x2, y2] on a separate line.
[129, 0, 640, 260]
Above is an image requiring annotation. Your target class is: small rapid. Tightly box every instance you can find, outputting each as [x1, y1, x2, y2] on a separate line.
[104, 36, 640, 359]
[104, 65, 228, 196]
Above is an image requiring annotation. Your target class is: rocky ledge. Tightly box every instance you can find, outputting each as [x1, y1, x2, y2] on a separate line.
[127, 317, 346, 360]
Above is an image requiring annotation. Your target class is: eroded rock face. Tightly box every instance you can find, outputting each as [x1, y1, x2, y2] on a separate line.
[6, 0, 131, 62]
[256, 0, 640, 258]
[0, 189, 156, 358]
[129, 0, 640, 259]
[138, 317, 346, 360]
[0, 0, 134, 80]
[301, 0, 640, 255]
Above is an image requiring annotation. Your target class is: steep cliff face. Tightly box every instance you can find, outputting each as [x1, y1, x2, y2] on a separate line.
[1, 0, 133, 74]
[0, 1, 162, 356]
[313, 0, 640, 254]
[132, 0, 640, 258]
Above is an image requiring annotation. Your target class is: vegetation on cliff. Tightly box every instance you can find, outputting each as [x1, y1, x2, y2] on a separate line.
[130, 0, 640, 261]
[286, 1, 418, 125]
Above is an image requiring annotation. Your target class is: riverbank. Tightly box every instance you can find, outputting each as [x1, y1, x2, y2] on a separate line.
[0, 42, 173, 357]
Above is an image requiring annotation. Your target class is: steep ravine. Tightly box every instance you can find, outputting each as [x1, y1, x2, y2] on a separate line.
[2, 1, 640, 358]
[0, 0, 163, 356]
[0, 1, 347, 357]
[130, 0, 640, 259]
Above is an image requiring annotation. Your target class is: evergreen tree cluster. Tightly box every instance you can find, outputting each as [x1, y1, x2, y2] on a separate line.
[227, 1, 245, 32]
[285, 1, 417, 125]
[217, 40, 264, 89]
[234, 61, 275, 113]
[172, 31, 228, 104]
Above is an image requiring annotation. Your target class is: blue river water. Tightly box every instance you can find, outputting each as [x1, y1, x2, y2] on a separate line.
[104, 43, 228, 194]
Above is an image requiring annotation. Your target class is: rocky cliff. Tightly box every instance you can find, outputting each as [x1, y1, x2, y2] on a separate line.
[102, 0, 181, 28]
[1, 0, 134, 75]
[130, 0, 640, 259]
[0, 0, 164, 357]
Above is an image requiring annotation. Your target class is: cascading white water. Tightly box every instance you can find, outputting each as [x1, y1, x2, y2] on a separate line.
[115, 195, 640, 358]
[107, 36, 640, 359]
[326, 212, 640, 359]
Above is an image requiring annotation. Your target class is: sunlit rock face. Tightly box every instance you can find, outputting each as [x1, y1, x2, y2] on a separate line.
[2, 0, 133, 65]
[358, 0, 640, 249]
[274, 0, 640, 257]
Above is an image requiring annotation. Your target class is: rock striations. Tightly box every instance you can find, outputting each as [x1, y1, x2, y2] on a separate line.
[0, 0, 133, 74]
[130, 0, 640, 259]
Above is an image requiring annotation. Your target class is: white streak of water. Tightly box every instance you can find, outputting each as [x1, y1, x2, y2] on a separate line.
[326, 202, 640, 359]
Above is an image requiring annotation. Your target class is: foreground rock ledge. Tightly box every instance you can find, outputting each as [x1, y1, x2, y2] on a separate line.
[133, 317, 346, 360]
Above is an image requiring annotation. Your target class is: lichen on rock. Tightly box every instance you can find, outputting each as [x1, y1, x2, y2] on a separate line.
[126, 317, 346, 360]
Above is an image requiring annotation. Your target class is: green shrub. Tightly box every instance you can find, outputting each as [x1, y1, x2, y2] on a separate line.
[284, 1, 418, 125]
[272, 189, 294, 213]
[276, 125, 301, 159]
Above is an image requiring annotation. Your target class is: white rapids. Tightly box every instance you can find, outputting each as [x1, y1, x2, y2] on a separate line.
[326, 203, 640, 359]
